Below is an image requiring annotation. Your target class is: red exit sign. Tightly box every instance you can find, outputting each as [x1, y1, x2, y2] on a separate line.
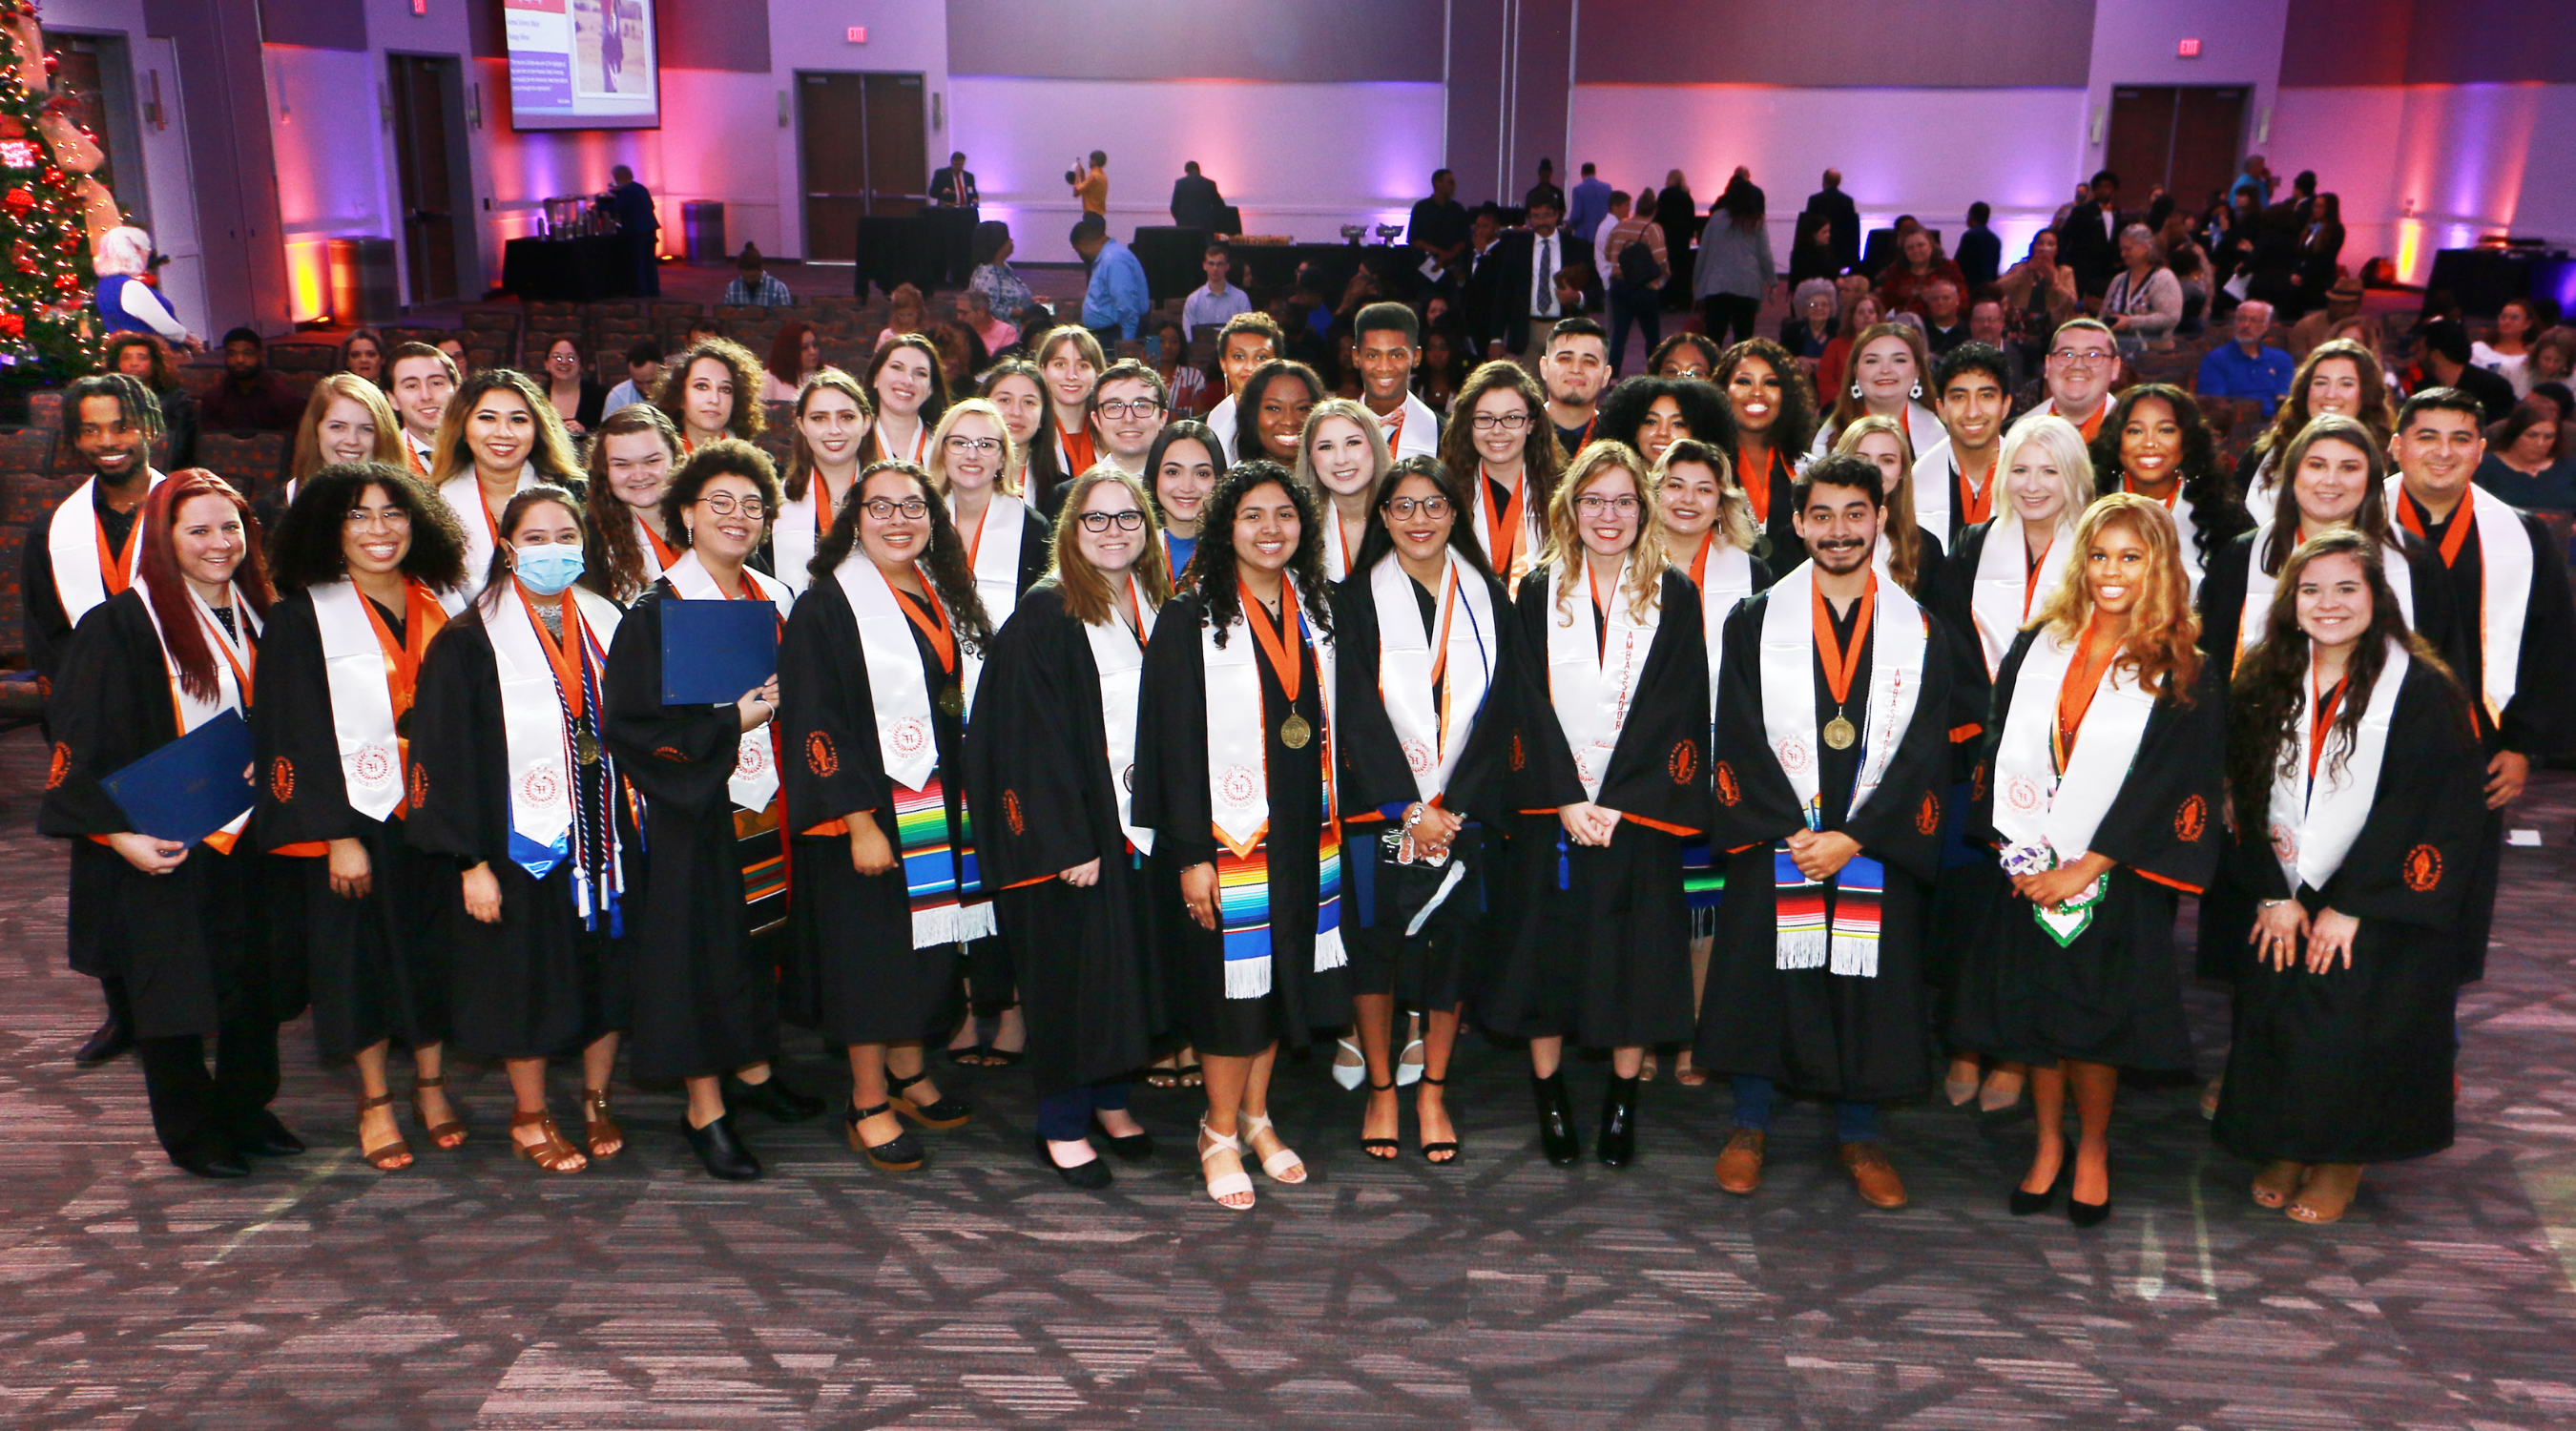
[2177, 37, 2201, 56]
[846, 26, 866, 42]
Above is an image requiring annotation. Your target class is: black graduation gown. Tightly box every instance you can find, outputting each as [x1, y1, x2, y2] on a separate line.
[953, 500, 1055, 1008]
[774, 569, 973, 1046]
[2397, 495, 2576, 983]
[601, 587, 782, 1080]
[1946, 630, 2226, 1071]
[253, 588, 453, 1061]
[18, 481, 144, 690]
[2192, 529, 2462, 981]
[2212, 662, 2485, 1164]
[1483, 566, 1711, 1048]
[1130, 587, 1347, 1055]
[1326, 565, 1507, 1008]
[37, 590, 302, 1040]
[405, 607, 636, 1059]
[1693, 587, 1954, 1100]
[962, 583, 1174, 1094]
[1744, 448, 1800, 573]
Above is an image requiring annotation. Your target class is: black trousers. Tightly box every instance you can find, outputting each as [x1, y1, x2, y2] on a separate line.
[1699, 294, 1761, 347]
[102, 973, 134, 1032]
[136, 1015, 282, 1162]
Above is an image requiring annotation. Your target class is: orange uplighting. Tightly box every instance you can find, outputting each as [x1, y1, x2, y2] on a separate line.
[286, 241, 331, 323]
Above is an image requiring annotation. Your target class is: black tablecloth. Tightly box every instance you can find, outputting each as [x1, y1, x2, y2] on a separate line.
[2423, 247, 2576, 319]
[1133, 226, 1214, 302]
[852, 210, 978, 297]
[500, 235, 637, 302]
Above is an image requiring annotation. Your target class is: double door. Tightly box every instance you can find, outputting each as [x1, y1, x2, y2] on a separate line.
[800, 72, 927, 263]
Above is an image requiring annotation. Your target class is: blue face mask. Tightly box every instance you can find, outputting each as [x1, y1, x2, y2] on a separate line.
[512, 542, 586, 595]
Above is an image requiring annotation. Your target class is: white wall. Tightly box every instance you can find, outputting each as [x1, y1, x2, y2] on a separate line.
[1568, 85, 2089, 268]
[769, 0, 950, 261]
[949, 77, 1444, 261]
[2081, 0, 2288, 176]
[37, 0, 209, 337]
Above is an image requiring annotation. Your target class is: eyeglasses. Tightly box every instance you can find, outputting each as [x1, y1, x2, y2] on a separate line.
[1575, 494, 1641, 515]
[1470, 411, 1531, 431]
[862, 497, 931, 520]
[943, 435, 1002, 454]
[1095, 398, 1165, 420]
[696, 493, 768, 517]
[2049, 347, 2114, 367]
[345, 508, 412, 529]
[1382, 496, 1453, 520]
[1076, 509, 1148, 532]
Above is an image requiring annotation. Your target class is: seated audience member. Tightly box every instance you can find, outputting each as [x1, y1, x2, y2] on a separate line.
[2100, 224, 2184, 351]
[2414, 318, 2518, 424]
[341, 327, 387, 387]
[1779, 279, 1839, 366]
[1877, 228, 1968, 318]
[101, 332, 200, 471]
[962, 289, 1019, 358]
[876, 285, 931, 352]
[1921, 280, 1969, 355]
[2194, 300, 2297, 416]
[967, 220, 1037, 329]
[602, 339, 666, 416]
[1998, 230, 2080, 342]
[928, 320, 991, 392]
[2479, 399, 2575, 512]
[1955, 201, 2002, 288]
[1183, 243, 1252, 334]
[765, 321, 825, 403]
[538, 336, 609, 435]
[2472, 298, 2539, 398]
[1153, 318, 1212, 415]
[1965, 297, 2025, 393]
[199, 327, 306, 432]
[721, 243, 794, 306]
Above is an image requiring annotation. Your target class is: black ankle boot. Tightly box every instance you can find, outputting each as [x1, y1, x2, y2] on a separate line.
[1597, 1073, 1639, 1168]
[1530, 1072, 1581, 1166]
[680, 1111, 763, 1180]
[723, 1071, 826, 1123]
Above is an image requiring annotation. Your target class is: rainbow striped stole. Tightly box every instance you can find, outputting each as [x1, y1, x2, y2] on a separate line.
[894, 776, 996, 948]
[1219, 824, 1344, 1000]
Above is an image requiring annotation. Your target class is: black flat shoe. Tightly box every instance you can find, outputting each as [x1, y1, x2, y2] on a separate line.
[888, 1068, 973, 1130]
[1090, 1116, 1155, 1162]
[723, 1072, 826, 1124]
[1596, 1072, 1639, 1169]
[846, 1103, 924, 1172]
[1530, 1072, 1581, 1167]
[171, 1145, 251, 1179]
[2010, 1167, 2068, 1216]
[679, 1112, 763, 1181]
[73, 1018, 134, 1068]
[231, 1110, 306, 1157]
[1037, 1135, 1113, 1189]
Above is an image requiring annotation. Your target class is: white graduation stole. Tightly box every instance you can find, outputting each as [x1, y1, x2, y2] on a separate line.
[2388, 477, 2531, 726]
[1545, 556, 1660, 802]
[1969, 510, 2075, 677]
[1321, 507, 1366, 582]
[634, 511, 673, 586]
[952, 490, 1029, 712]
[2268, 641, 2407, 895]
[2236, 527, 2416, 668]
[2244, 450, 2280, 529]
[440, 467, 536, 599]
[312, 581, 404, 821]
[1201, 590, 1344, 997]
[1372, 550, 1497, 803]
[664, 550, 795, 812]
[832, 552, 944, 793]
[1756, 563, 1928, 827]
[487, 581, 624, 857]
[136, 575, 261, 845]
[1469, 469, 1546, 586]
[771, 470, 854, 596]
[46, 471, 166, 623]
[1082, 575, 1158, 855]
[1990, 621, 2157, 942]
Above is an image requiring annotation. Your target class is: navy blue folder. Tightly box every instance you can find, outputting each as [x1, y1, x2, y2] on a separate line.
[660, 597, 780, 705]
[100, 708, 256, 848]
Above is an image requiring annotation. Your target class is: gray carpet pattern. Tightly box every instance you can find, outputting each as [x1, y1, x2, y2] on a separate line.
[2, 724, 2573, 1429]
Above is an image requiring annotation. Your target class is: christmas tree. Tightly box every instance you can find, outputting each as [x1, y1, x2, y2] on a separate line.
[0, 0, 107, 384]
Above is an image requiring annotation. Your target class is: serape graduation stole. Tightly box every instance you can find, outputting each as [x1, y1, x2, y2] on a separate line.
[893, 775, 995, 949]
[1217, 821, 1345, 1000]
[1204, 579, 1348, 1001]
[1772, 800, 1888, 978]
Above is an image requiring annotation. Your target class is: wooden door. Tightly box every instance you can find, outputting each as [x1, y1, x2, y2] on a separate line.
[800, 71, 927, 259]
[2106, 86, 2247, 211]
[389, 55, 460, 304]
[861, 73, 927, 217]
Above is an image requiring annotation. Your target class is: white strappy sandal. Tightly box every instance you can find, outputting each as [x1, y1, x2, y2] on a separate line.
[1395, 1036, 1427, 1087]
[1197, 1118, 1255, 1210]
[1238, 1111, 1307, 1184]
[1332, 1035, 1367, 1090]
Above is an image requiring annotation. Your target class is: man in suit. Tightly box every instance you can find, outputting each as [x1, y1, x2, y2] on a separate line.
[1805, 168, 1861, 275]
[929, 152, 978, 214]
[608, 165, 659, 297]
[1170, 161, 1226, 233]
[1454, 205, 1506, 354]
[1482, 196, 1573, 367]
[2056, 169, 2125, 299]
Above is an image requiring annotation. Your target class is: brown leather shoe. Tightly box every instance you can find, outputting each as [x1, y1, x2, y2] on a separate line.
[1839, 1141, 1908, 1209]
[1714, 1129, 1765, 1194]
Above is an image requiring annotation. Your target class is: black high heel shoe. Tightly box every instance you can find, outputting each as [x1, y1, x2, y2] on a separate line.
[1417, 1072, 1460, 1165]
[1036, 1134, 1113, 1189]
[1530, 1071, 1581, 1166]
[888, 1068, 973, 1129]
[679, 1111, 763, 1180]
[1596, 1073, 1640, 1169]
[723, 1070, 826, 1123]
[2009, 1164, 2069, 1216]
[1090, 1115, 1155, 1161]
[2067, 1151, 2112, 1226]
[1361, 1076, 1401, 1160]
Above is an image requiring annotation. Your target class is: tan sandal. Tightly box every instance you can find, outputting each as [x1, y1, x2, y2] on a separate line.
[509, 1110, 588, 1173]
[2251, 1159, 2306, 1209]
[580, 1088, 624, 1160]
[357, 1091, 412, 1172]
[2286, 1164, 2362, 1224]
[413, 1073, 468, 1151]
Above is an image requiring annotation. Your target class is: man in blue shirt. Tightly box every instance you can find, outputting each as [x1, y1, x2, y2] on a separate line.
[2194, 299, 2296, 415]
[1071, 215, 1151, 343]
[1566, 161, 1613, 271]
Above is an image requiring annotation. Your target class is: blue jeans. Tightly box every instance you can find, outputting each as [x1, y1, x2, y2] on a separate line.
[1731, 1075, 1880, 1144]
[1035, 1077, 1133, 1142]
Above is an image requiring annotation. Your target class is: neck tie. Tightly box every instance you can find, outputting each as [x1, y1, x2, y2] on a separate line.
[1536, 237, 1555, 317]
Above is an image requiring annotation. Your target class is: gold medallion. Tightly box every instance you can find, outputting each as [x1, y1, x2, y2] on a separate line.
[1279, 713, 1314, 750]
[937, 685, 965, 717]
[574, 727, 601, 766]
[1821, 715, 1857, 751]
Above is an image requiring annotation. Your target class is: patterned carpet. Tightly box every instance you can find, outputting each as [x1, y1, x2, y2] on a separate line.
[2, 720, 2573, 1429]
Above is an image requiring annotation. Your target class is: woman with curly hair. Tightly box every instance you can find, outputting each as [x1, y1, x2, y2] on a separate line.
[1484, 442, 1710, 1171]
[256, 463, 467, 1173]
[583, 403, 687, 600]
[2212, 529, 2485, 1225]
[1949, 494, 2228, 1227]
[1595, 375, 1736, 470]
[861, 332, 949, 466]
[1131, 460, 1406, 1208]
[427, 368, 587, 598]
[777, 458, 992, 1174]
[1713, 338, 1817, 565]
[654, 338, 768, 453]
[2235, 338, 2397, 527]
[2088, 384, 2250, 587]
[1438, 360, 1564, 584]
